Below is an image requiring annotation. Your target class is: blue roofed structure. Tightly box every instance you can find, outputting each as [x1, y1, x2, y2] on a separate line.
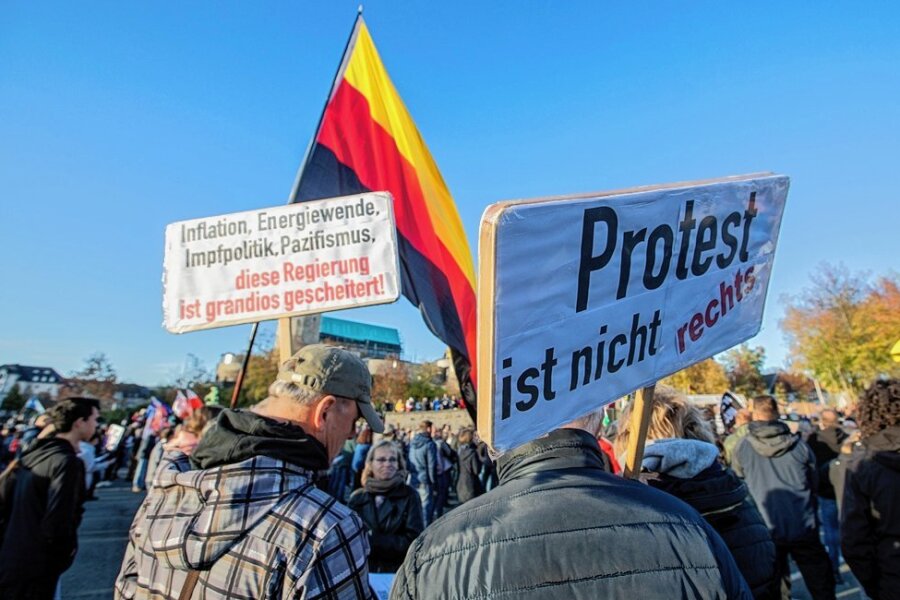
[319, 316, 402, 359]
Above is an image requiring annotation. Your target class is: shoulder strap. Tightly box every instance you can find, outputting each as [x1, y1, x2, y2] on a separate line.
[178, 570, 201, 600]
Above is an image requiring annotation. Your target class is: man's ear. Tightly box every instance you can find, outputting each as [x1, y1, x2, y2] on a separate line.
[313, 395, 337, 429]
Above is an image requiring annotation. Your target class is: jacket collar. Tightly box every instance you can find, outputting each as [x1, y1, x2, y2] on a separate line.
[497, 428, 606, 484]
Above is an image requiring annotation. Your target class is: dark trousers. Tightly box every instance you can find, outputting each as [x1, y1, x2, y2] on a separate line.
[775, 531, 835, 600]
[0, 573, 61, 600]
[434, 471, 451, 518]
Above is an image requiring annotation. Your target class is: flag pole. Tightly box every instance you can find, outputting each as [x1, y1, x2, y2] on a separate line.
[623, 384, 657, 479]
[277, 9, 365, 363]
[230, 322, 259, 409]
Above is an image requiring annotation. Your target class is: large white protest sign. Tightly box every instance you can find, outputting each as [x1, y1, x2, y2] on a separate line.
[163, 192, 400, 333]
[477, 173, 789, 451]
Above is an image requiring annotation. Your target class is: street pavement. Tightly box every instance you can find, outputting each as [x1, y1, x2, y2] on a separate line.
[60, 479, 868, 600]
[61, 480, 144, 600]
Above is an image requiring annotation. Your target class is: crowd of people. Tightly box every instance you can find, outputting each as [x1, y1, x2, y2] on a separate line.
[0, 344, 896, 599]
[379, 395, 466, 413]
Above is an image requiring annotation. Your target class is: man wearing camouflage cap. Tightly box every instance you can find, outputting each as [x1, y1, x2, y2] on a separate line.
[117, 344, 381, 599]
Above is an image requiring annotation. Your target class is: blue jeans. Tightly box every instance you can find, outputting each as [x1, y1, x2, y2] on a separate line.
[417, 483, 435, 526]
[819, 497, 841, 579]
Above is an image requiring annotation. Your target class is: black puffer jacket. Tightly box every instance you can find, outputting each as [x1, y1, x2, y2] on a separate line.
[391, 429, 751, 600]
[349, 481, 423, 573]
[841, 426, 900, 600]
[455, 442, 483, 504]
[0, 437, 85, 586]
[733, 421, 818, 542]
[642, 439, 777, 600]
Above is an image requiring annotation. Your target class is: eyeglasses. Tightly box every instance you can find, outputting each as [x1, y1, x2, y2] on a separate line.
[374, 457, 398, 464]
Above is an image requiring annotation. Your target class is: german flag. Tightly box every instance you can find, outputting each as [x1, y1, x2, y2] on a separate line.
[291, 16, 478, 405]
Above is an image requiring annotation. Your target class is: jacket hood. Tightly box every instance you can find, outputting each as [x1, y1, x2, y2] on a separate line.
[641, 438, 719, 479]
[866, 425, 900, 472]
[645, 462, 748, 515]
[410, 432, 432, 449]
[20, 437, 75, 470]
[497, 428, 606, 483]
[746, 420, 798, 457]
[147, 452, 313, 571]
[190, 409, 329, 474]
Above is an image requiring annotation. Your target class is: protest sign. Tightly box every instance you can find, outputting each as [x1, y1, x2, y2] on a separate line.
[477, 173, 789, 451]
[163, 192, 400, 333]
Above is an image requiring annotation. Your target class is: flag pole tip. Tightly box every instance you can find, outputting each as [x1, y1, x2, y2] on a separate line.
[357, 5, 363, 15]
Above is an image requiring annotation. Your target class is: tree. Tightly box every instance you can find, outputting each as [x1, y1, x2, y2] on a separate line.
[371, 358, 409, 410]
[660, 358, 730, 394]
[781, 265, 900, 396]
[62, 352, 118, 403]
[235, 348, 279, 407]
[1, 385, 26, 411]
[172, 353, 212, 389]
[721, 343, 767, 397]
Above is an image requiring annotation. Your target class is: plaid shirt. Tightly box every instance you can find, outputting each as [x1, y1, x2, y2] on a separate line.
[115, 452, 374, 600]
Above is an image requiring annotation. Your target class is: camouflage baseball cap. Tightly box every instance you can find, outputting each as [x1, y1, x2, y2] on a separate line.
[277, 344, 384, 433]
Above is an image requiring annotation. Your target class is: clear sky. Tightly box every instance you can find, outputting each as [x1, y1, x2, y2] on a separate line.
[2, 2, 898, 386]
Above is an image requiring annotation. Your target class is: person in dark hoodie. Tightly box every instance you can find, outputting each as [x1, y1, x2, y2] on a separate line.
[455, 427, 484, 504]
[806, 408, 848, 583]
[733, 395, 835, 600]
[116, 344, 382, 600]
[408, 420, 438, 525]
[615, 387, 777, 599]
[0, 396, 99, 600]
[840, 379, 900, 600]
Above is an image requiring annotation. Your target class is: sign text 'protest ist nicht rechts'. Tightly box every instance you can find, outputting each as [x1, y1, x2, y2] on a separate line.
[162, 192, 400, 333]
[477, 173, 789, 451]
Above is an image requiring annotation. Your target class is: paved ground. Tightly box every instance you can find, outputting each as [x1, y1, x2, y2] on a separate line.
[61, 479, 868, 600]
[61, 480, 144, 600]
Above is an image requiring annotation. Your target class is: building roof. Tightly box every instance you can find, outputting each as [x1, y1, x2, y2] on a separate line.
[320, 316, 401, 347]
[0, 364, 63, 384]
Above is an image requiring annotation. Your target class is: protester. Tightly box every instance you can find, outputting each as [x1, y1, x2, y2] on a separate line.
[724, 408, 752, 465]
[408, 420, 438, 526]
[806, 408, 848, 582]
[828, 431, 860, 515]
[392, 408, 751, 599]
[616, 387, 777, 599]
[19, 412, 52, 455]
[840, 379, 900, 600]
[116, 344, 381, 599]
[432, 425, 457, 518]
[454, 427, 484, 504]
[352, 426, 373, 489]
[732, 395, 835, 600]
[0, 397, 100, 599]
[348, 440, 423, 573]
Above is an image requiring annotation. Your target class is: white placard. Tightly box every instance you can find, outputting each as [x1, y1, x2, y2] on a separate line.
[163, 192, 400, 333]
[477, 174, 789, 451]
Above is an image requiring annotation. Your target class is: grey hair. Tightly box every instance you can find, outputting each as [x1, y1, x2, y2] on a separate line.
[565, 407, 606, 435]
[267, 379, 326, 406]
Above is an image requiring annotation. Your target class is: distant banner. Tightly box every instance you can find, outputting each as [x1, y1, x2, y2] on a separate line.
[163, 192, 400, 333]
[477, 174, 789, 451]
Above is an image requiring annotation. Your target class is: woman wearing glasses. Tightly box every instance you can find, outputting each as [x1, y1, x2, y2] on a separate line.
[348, 440, 424, 573]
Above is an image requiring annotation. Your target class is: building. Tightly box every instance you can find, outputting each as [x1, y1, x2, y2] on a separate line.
[318, 316, 402, 359]
[113, 383, 154, 409]
[0, 364, 64, 403]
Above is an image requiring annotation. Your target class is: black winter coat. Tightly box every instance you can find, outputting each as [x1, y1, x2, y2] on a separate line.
[455, 442, 483, 504]
[0, 438, 85, 588]
[840, 426, 900, 600]
[807, 426, 847, 499]
[647, 464, 777, 599]
[392, 429, 752, 600]
[348, 481, 423, 573]
[733, 421, 818, 542]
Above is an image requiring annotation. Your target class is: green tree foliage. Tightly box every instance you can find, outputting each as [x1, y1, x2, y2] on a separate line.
[2, 385, 26, 411]
[660, 358, 730, 394]
[721, 343, 767, 397]
[781, 265, 900, 395]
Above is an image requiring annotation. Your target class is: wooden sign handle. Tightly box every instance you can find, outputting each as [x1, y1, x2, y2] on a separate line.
[623, 384, 657, 479]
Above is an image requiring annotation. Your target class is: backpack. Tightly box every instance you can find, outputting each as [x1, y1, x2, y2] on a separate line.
[0, 459, 20, 543]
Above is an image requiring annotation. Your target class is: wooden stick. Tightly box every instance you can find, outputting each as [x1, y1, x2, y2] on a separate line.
[277, 317, 293, 364]
[623, 384, 657, 479]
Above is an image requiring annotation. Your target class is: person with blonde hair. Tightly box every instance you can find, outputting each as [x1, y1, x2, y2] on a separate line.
[348, 440, 423, 573]
[616, 386, 776, 599]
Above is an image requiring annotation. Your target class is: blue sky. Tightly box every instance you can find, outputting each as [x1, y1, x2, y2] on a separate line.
[2, 2, 898, 386]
